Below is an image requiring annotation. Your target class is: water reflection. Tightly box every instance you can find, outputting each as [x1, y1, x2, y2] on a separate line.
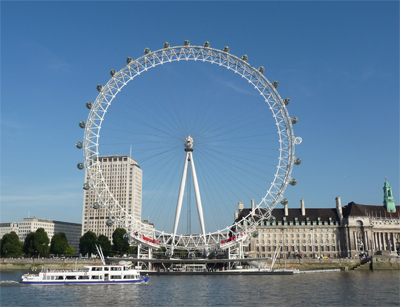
[1, 271, 399, 307]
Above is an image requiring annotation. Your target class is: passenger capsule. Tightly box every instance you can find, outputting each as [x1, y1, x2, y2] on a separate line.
[204, 41, 210, 48]
[106, 219, 114, 227]
[164, 42, 170, 48]
[92, 202, 100, 209]
[79, 121, 86, 129]
[251, 230, 259, 238]
[76, 142, 83, 149]
[110, 69, 116, 77]
[96, 84, 103, 92]
[258, 66, 265, 74]
[223, 46, 230, 53]
[242, 54, 248, 62]
[269, 215, 276, 221]
[273, 81, 279, 88]
[86, 102, 92, 109]
[144, 48, 151, 54]
[291, 117, 298, 124]
[281, 198, 288, 205]
[289, 179, 297, 186]
[184, 40, 190, 46]
[284, 98, 290, 105]
[294, 158, 302, 165]
[82, 183, 90, 190]
[126, 57, 132, 64]
[77, 163, 84, 170]
[123, 233, 130, 241]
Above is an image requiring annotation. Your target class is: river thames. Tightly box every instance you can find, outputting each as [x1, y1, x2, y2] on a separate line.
[1, 270, 399, 306]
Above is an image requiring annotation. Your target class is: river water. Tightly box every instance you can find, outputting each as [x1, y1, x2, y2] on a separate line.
[1, 270, 399, 306]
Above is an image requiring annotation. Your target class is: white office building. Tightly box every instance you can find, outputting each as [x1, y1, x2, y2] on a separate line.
[81, 155, 143, 242]
[0, 218, 81, 253]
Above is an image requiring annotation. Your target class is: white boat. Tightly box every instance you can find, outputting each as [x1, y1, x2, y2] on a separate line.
[21, 263, 149, 285]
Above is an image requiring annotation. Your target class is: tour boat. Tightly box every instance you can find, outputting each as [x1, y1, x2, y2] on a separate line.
[21, 262, 149, 285]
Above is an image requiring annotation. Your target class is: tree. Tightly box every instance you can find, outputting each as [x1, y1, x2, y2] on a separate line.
[65, 245, 75, 256]
[97, 235, 112, 257]
[23, 232, 35, 257]
[79, 231, 97, 256]
[33, 228, 50, 258]
[0, 231, 23, 258]
[50, 232, 72, 256]
[112, 228, 130, 255]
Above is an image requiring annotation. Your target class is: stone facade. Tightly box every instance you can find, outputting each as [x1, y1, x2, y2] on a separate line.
[235, 194, 399, 259]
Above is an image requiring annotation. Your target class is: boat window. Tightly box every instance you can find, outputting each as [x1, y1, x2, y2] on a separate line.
[51, 276, 55, 280]
[91, 275, 100, 280]
[111, 275, 121, 279]
[104, 267, 109, 271]
[66, 276, 77, 280]
[78, 276, 90, 280]
[56, 276, 64, 280]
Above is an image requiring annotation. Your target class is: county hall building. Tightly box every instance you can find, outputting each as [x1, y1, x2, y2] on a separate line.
[235, 179, 399, 259]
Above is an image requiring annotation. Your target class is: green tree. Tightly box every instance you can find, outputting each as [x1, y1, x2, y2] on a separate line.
[79, 231, 97, 256]
[0, 231, 23, 258]
[112, 228, 130, 255]
[97, 235, 112, 257]
[23, 232, 35, 257]
[65, 245, 75, 256]
[33, 228, 50, 258]
[50, 232, 71, 256]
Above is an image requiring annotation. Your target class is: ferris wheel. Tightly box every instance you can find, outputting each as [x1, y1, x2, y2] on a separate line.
[77, 40, 302, 257]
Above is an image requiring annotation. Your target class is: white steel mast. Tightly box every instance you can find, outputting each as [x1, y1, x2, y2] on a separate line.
[173, 136, 206, 240]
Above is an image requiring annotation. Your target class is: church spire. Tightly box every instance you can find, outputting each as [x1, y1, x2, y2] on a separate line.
[383, 178, 396, 213]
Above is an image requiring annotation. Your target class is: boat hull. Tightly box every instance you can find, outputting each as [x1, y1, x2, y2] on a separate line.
[21, 276, 150, 285]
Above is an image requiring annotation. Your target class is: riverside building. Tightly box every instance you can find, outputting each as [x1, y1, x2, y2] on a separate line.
[81, 155, 143, 242]
[0, 218, 81, 253]
[235, 179, 399, 259]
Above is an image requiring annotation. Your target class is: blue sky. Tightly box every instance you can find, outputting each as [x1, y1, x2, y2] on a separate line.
[1, 1, 399, 234]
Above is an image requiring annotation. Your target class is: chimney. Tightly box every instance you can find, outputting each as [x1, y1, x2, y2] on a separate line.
[234, 211, 239, 221]
[284, 204, 289, 216]
[336, 197, 343, 223]
[251, 199, 255, 212]
[238, 202, 244, 211]
[300, 199, 305, 216]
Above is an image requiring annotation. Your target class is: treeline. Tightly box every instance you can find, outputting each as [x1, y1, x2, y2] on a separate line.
[0, 227, 135, 258]
[79, 228, 136, 257]
[0, 228, 74, 258]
